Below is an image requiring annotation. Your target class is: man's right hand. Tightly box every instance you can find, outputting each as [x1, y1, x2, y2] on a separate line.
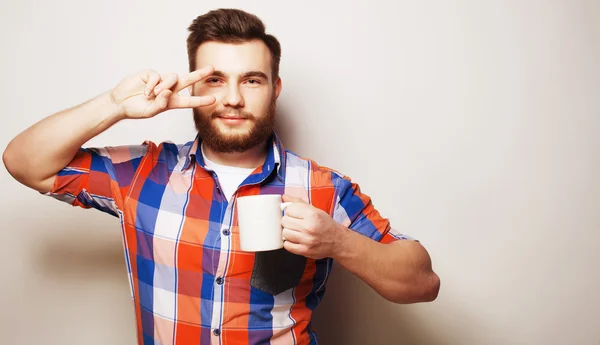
[110, 65, 217, 119]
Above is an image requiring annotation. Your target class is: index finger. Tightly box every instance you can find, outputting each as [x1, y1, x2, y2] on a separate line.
[173, 65, 215, 92]
[282, 194, 308, 204]
[283, 203, 312, 220]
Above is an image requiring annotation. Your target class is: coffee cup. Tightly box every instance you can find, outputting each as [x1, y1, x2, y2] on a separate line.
[236, 194, 292, 252]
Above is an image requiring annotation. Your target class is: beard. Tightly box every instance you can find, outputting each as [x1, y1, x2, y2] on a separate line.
[193, 95, 276, 153]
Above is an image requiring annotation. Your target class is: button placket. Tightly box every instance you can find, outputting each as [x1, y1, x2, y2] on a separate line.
[211, 196, 234, 337]
[211, 172, 223, 195]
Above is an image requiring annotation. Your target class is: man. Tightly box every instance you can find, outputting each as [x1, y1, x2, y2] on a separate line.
[3, 8, 439, 345]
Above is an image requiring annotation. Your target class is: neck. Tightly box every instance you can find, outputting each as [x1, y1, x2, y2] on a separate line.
[201, 141, 269, 169]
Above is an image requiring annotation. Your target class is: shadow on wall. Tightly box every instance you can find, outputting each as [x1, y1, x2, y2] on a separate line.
[274, 100, 301, 153]
[30, 212, 128, 281]
[12, 208, 139, 344]
[311, 263, 446, 345]
[33, 233, 126, 281]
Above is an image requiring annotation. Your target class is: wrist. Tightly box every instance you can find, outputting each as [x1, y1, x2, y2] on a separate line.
[105, 89, 127, 122]
[331, 223, 355, 261]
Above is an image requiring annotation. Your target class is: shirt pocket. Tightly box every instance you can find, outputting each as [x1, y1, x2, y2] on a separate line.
[250, 248, 307, 295]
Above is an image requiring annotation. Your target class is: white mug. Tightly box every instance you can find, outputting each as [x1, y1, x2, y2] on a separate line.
[236, 194, 292, 252]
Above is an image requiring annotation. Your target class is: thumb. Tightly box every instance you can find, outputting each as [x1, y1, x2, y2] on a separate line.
[282, 194, 308, 204]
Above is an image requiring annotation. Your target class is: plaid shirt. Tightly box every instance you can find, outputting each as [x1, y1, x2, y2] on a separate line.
[45, 132, 412, 345]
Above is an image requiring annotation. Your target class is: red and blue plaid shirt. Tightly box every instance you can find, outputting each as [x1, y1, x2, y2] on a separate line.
[45, 132, 413, 345]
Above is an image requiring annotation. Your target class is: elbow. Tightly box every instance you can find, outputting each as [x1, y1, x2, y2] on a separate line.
[3, 141, 28, 184]
[3, 137, 56, 194]
[3, 142, 47, 192]
[420, 271, 441, 302]
[2, 143, 18, 178]
[386, 271, 441, 304]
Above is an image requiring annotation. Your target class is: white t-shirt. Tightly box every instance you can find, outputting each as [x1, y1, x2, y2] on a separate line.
[201, 145, 256, 201]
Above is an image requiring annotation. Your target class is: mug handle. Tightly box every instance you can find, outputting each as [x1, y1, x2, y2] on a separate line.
[280, 202, 293, 241]
[280, 202, 293, 211]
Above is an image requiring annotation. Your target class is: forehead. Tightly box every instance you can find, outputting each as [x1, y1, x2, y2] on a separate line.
[195, 40, 273, 79]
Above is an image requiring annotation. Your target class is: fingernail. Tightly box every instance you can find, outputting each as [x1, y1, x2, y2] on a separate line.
[144, 89, 150, 96]
[154, 87, 162, 95]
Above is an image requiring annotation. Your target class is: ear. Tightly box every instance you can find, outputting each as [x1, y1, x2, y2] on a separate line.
[273, 77, 282, 99]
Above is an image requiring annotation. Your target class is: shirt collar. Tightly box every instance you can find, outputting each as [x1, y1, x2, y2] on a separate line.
[179, 131, 287, 182]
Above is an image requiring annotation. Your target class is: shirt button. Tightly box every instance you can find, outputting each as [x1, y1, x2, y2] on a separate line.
[222, 229, 230, 236]
[213, 329, 220, 336]
[216, 277, 224, 285]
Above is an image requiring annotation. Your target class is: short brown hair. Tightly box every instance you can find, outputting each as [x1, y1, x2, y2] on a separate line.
[186, 8, 282, 81]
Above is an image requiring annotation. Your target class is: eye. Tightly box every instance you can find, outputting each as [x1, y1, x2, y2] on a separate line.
[246, 79, 261, 85]
[206, 78, 221, 84]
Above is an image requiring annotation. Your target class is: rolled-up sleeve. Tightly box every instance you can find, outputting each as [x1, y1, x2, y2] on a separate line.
[332, 174, 417, 244]
[44, 145, 148, 217]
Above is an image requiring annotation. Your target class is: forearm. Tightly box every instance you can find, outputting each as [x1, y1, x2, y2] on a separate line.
[332, 225, 440, 303]
[3, 91, 124, 191]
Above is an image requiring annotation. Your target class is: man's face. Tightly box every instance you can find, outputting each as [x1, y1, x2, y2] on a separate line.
[191, 40, 282, 153]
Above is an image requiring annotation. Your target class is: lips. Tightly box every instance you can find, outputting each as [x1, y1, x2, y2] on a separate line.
[215, 115, 249, 126]
[218, 115, 247, 120]
[214, 112, 249, 119]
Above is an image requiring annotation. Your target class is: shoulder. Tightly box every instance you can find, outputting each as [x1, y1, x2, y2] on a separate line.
[88, 140, 193, 171]
[283, 149, 350, 188]
[137, 140, 194, 161]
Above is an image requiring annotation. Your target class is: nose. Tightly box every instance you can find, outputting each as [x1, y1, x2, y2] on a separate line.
[222, 84, 244, 108]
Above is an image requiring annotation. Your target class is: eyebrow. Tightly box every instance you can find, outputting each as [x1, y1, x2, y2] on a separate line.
[212, 70, 269, 80]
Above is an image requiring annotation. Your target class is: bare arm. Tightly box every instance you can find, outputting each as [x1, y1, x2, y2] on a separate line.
[3, 92, 124, 193]
[331, 228, 440, 303]
[3, 67, 216, 193]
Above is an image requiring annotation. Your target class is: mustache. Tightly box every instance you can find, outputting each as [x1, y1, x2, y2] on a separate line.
[211, 108, 255, 120]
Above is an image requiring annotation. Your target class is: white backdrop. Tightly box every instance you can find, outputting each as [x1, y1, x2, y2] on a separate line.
[1, 1, 599, 344]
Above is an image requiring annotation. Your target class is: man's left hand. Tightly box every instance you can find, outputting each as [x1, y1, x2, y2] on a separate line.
[280, 195, 348, 259]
